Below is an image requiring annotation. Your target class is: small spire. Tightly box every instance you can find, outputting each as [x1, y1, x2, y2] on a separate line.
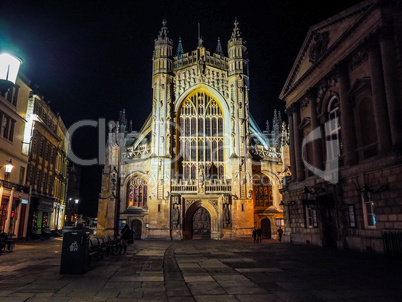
[119, 109, 127, 126]
[158, 19, 169, 38]
[176, 37, 184, 59]
[231, 18, 241, 39]
[215, 37, 224, 57]
[266, 120, 270, 132]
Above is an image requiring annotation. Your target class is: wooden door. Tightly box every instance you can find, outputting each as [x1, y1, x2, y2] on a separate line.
[261, 218, 271, 239]
[0, 198, 9, 233]
[131, 220, 142, 240]
[192, 207, 211, 239]
[18, 204, 27, 238]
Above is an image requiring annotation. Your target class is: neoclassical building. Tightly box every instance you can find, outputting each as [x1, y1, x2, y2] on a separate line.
[97, 20, 290, 240]
[280, 0, 402, 254]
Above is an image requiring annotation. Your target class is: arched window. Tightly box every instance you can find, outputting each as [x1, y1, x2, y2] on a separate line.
[253, 174, 273, 208]
[327, 97, 341, 161]
[127, 177, 148, 208]
[177, 92, 225, 180]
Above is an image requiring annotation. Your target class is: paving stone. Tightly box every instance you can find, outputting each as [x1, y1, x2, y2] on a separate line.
[0, 239, 402, 301]
[184, 275, 214, 282]
[236, 294, 282, 302]
[217, 281, 267, 295]
[187, 282, 226, 295]
[194, 295, 239, 302]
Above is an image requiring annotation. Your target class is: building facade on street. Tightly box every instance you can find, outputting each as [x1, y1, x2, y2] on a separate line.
[97, 21, 290, 240]
[0, 75, 32, 239]
[279, 0, 402, 253]
[23, 92, 69, 239]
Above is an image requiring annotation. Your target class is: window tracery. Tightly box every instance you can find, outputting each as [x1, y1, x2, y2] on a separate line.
[177, 91, 225, 180]
[127, 178, 147, 208]
[253, 174, 273, 207]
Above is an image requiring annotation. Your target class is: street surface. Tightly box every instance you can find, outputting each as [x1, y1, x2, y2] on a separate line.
[0, 238, 401, 301]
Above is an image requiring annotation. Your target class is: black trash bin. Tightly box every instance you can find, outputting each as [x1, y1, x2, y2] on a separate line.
[60, 226, 91, 274]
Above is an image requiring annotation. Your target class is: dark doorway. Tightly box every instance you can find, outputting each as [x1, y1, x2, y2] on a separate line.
[261, 218, 271, 239]
[18, 204, 27, 238]
[319, 197, 338, 247]
[131, 220, 142, 240]
[192, 207, 211, 239]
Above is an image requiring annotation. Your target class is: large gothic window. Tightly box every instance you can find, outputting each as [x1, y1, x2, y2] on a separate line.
[127, 178, 147, 208]
[327, 97, 342, 161]
[253, 174, 273, 207]
[177, 91, 225, 180]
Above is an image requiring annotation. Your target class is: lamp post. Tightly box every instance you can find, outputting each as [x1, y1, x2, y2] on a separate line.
[0, 52, 22, 95]
[302, 186, 312, 201]
[4, 159, 14, 181]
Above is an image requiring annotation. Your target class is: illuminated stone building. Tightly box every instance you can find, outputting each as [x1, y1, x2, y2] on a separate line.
[98, 20, 289, 240]
[24, 92, 69, 238]
[280, 0, 402, 253]
[0, 75, 31, 239]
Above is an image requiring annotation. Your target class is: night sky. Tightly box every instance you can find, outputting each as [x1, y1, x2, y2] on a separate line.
[1, 0, 363, 216]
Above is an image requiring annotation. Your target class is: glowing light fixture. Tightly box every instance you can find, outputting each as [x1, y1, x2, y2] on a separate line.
[0, 53, 22, 94]
[5, 159, 14, 173]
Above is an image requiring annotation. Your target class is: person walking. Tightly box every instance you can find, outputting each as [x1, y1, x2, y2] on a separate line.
[252, 228, 257, 243]
[256, 227, 262, 243]
[120, 224, 131, 253]
[277, 226, 284, 242]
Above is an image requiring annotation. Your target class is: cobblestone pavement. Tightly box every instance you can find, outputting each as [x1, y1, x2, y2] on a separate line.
[0, 238, 401, 301]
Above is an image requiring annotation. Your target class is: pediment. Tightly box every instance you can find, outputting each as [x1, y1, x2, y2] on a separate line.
[280, 0, 376, 100]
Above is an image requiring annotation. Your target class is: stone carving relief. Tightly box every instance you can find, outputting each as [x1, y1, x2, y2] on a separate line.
[222, 195, 231, 228]
[172, 195, 181, 228]
[309, 31, 330, 64]
[209, 200, 218, 212]
[174, 67, 228, 99]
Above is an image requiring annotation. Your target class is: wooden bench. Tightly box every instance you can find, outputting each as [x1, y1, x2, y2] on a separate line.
[88, 239, 100, 266]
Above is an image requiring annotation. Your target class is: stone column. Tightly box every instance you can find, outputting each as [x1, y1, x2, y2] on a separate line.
[380, 26, 402, 152]
[368, 37, 392, 154]
[309, 90, 323, 170]
[287, 110, 297, 181]
[338, 62, 357, 165]
[292, 103, 304, 181]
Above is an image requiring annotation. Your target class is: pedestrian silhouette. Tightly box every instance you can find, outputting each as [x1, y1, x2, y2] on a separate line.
[252, 228, 257, 243]
[277, 226, 284, 242]
[256, 227, 262, 243]
[120, 224, 131, 253]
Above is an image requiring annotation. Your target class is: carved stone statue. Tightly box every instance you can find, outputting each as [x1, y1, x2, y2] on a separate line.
[223, 203, 230, 227]
[173, 203, 180, 227]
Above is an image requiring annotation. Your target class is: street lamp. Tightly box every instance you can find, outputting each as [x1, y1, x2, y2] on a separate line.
[3, 159, 14, 181]
[0, 52, 22, 94]
[302, 186, 312, 201]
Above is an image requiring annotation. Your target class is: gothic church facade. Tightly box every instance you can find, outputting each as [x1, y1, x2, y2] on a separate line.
[97, 20, 290, 240]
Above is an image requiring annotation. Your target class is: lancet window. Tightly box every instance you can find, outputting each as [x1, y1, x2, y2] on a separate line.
[177, 91, 225, 180]
[253, 174, 273, 207]
[127, 177, 147, 208]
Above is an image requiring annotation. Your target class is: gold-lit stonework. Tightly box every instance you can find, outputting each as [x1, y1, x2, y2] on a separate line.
[97, 20, 290, 240]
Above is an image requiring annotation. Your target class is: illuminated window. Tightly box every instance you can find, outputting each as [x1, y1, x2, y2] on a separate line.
[127, 178, 147, 208]
[326, 97, 341, 161]
[305, 205, 318, 228]
[177, 92, 224, 180]
[0, 111, 15, 141]
[253, 174, 273, 207]
[349, 205, 356, 228]
[362, 193, 376, 229]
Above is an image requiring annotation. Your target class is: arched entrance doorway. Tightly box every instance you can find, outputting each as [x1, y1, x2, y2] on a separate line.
[261, 218, 271, 239]
[131, 220, 142, 240]
[192, 207, 211, 239]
